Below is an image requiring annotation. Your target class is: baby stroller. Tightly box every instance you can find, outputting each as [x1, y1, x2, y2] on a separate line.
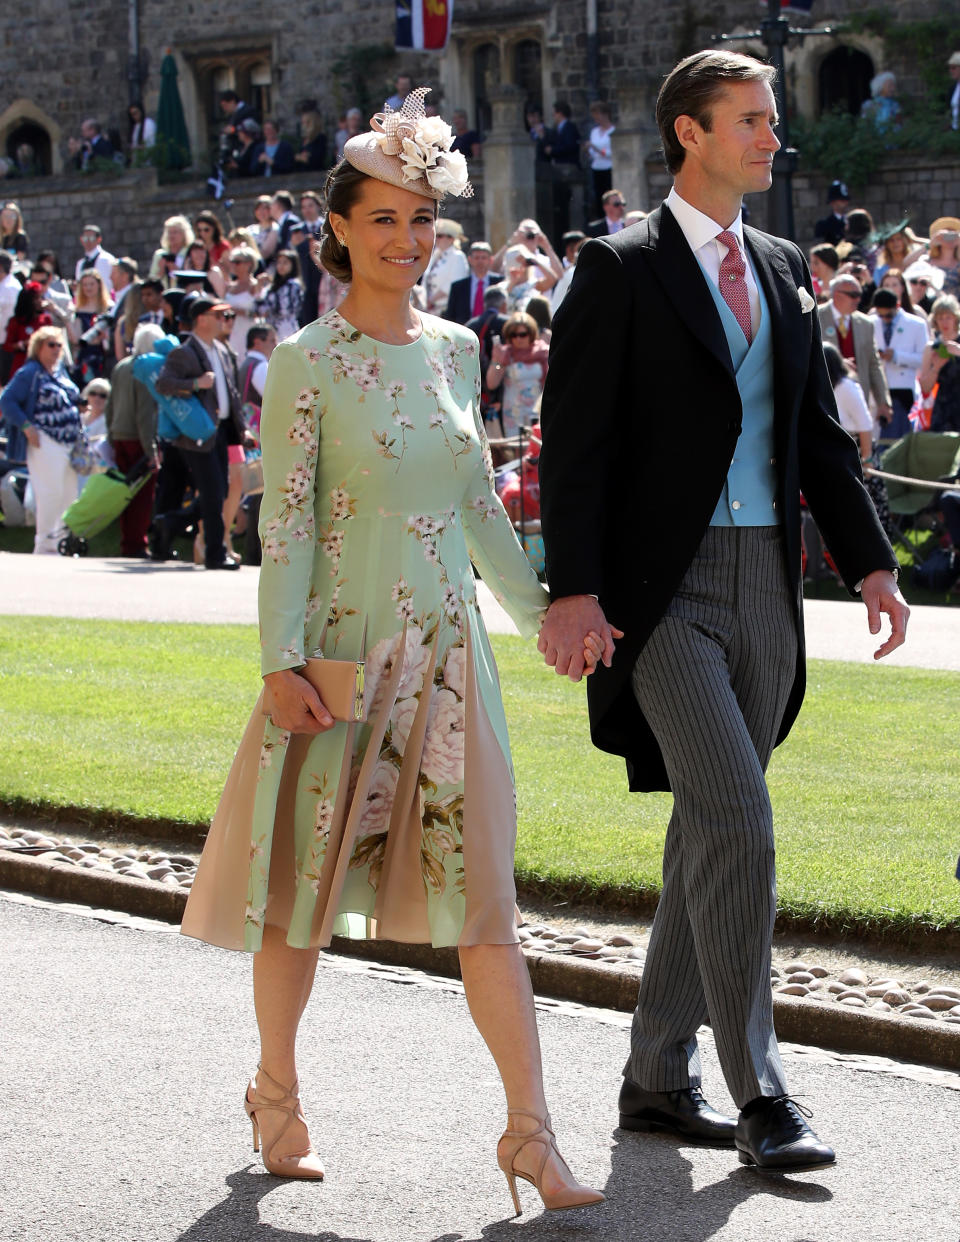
[58, 456, 153, 556]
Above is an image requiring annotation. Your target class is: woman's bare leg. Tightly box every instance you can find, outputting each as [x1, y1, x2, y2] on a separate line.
[250, 924, 321, 1158]
[459, 942, 592, 1198]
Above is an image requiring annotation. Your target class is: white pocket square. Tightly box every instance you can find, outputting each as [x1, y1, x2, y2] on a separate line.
[797, 286, 816, 313]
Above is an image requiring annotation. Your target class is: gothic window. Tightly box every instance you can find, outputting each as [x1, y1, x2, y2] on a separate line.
[473, 43, 500, 134]
[513, 39, 542, 116]
[819, 46, 874, 116]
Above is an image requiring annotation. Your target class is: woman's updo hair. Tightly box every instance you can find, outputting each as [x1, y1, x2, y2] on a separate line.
[315, 158, 440, 284]
[315, 161, 372, 283]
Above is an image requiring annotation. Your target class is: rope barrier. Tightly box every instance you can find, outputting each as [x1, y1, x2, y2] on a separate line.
[864, 466, 957, 492]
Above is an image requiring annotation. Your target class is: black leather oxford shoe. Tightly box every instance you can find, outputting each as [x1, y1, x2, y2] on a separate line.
[735, 1096, 836, 1172]
[618, 1080, 736, 1146]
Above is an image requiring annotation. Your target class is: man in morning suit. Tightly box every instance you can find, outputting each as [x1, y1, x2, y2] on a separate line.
[586, 188, 628, 238]
[818, 274, 891, 424]
[537, 51, 908, 1173]
[156, 293, 247, 570]
[443, 242, 498, 324]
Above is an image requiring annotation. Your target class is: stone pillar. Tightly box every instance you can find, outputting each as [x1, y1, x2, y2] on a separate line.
[611, 82, 657, 213]
[482, 84, 536, 248]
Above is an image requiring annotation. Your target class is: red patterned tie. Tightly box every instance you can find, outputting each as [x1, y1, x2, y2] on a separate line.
[717, 230, 752, 345]
[472, 277, 484, 318]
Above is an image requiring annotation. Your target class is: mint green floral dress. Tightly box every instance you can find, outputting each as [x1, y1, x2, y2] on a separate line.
[182, 310, 550, 953]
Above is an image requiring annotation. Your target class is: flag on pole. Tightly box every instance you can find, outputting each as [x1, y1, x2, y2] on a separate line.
[395, 0, 454, 52]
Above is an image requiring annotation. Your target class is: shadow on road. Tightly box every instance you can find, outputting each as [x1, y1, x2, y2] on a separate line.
[474, 1132, 833, 1242]
[173, 1166, 373, 1242]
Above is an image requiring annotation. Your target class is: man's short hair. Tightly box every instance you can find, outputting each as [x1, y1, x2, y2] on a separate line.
[469, 241, 492, 254]
[656, 50, 777, 175]
[82, 224, 102, 238]
[300, 190, 322, 207]
[247, 322, 272, 351]
[871, 288, 898, 310]
[562, 230, 586, 248]
[484, 286, 507, 309]
[811, 243, 840, 272]
[0, 252, 11, 274]
[830, 274, 862, 295]
[220, 89, 239, 104]
[602, 188, 624, 206]
[115, 257, 139, 279]
[271, 190, 294, 211]
[553, 101, 572, 119]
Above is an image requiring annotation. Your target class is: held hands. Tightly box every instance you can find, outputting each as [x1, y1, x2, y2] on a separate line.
[262, 668, 334, 734]
[538, 595, 624, 682]
[861, 570, 909, 660]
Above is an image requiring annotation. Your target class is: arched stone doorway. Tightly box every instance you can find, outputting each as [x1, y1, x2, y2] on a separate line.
[819, 46, 874, 116]
[0, 100, 62, 175]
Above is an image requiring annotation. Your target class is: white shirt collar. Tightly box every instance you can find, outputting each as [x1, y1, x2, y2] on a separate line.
[665, 186, 744, 255]
[246, 349, 267, 363]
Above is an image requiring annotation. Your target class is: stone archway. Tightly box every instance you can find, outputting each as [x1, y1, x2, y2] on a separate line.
[0, 99, 62, 174]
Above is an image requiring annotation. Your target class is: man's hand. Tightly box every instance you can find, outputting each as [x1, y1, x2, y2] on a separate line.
[862, 569, 909, 660]
[196, 371, 215, 390]
[876, 402, 892, 424]
[538, 595, 624, 682]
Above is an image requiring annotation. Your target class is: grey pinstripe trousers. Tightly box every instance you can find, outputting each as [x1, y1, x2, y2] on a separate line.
[626, 525, 797, 1107]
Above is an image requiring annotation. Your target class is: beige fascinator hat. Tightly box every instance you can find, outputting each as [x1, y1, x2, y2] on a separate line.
[343, 87, 473, 201]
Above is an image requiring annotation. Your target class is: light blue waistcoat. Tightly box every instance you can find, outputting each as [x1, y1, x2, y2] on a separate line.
[701, 254, 779, 527]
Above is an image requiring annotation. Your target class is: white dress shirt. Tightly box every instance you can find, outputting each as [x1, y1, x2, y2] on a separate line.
[196, 337, 230, 420]
[75, 245, 116, 287]
[0, 271, 21, 339]
[665, 187, 761, 338]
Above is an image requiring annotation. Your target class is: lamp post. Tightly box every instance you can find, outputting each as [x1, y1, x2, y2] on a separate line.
[714, 0, 840, 239]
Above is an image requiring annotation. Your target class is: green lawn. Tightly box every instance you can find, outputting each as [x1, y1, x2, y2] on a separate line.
[1, 617, 957, 938]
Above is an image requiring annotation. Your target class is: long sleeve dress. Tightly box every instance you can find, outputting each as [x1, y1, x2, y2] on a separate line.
[181, 309, 549, 953]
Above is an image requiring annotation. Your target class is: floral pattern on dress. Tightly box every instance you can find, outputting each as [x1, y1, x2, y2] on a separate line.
[233, 313, 550, 952]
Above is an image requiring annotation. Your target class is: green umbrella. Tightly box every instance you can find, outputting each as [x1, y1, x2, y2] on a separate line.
[155, 52, 191, 171]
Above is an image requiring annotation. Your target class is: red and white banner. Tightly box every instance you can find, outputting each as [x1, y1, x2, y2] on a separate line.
[395, 0, 454, 52]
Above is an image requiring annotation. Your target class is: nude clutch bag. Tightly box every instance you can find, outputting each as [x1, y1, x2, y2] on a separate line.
[300, 657, 367, 723]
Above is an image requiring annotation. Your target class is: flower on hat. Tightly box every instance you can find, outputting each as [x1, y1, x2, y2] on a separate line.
[370, 87, 473, 199]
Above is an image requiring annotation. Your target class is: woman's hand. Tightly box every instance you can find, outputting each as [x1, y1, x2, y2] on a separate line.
[262, 668, 334, 733]
[582, 629, 604, 675]
[490, 340, 510, 367]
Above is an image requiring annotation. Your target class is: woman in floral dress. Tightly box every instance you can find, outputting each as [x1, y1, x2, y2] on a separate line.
[181, 91, 604, 1216]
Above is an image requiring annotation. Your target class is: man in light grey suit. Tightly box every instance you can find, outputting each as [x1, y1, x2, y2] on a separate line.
[818, 274, 891, 424]
[538, 50, 909, 1173]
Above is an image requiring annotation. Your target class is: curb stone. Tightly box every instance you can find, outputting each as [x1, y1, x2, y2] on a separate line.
[4, 848, 959, 1074]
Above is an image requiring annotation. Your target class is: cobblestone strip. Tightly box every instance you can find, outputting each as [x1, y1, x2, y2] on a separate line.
[3, 823, 960, 1070]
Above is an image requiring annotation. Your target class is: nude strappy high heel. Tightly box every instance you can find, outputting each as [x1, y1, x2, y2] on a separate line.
[243, 1066, 325, 1179]
[496, 1109, 604, 1216]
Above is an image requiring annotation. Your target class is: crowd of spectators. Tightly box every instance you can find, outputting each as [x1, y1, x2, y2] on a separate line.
[4, 64, 960, 586]
[0, 187, 351, 560]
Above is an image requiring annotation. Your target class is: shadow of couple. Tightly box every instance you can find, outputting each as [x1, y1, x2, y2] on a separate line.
[174, 1132, 833, 1242]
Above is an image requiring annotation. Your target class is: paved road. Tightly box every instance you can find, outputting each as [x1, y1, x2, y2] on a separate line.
[3, 552, 959, 670]
[4, 889, 959, 1242]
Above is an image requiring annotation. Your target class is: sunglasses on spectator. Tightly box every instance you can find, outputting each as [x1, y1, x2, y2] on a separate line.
[214, 310, 235, 320]
[836, 288, 860, 298]
[196, 225, 213, 233]
[507, 330, 531, 340]
[44, 341, 63, 351]
[908, 279, 929, 287]
[609, 200, 626, 207]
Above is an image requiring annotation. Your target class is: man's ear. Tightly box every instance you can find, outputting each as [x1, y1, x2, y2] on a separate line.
[674, 113, 700, 158]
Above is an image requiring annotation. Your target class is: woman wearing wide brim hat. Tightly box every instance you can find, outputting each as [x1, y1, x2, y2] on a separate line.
[181, 86, 605, 1217]
[926, 216, 960, 299]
